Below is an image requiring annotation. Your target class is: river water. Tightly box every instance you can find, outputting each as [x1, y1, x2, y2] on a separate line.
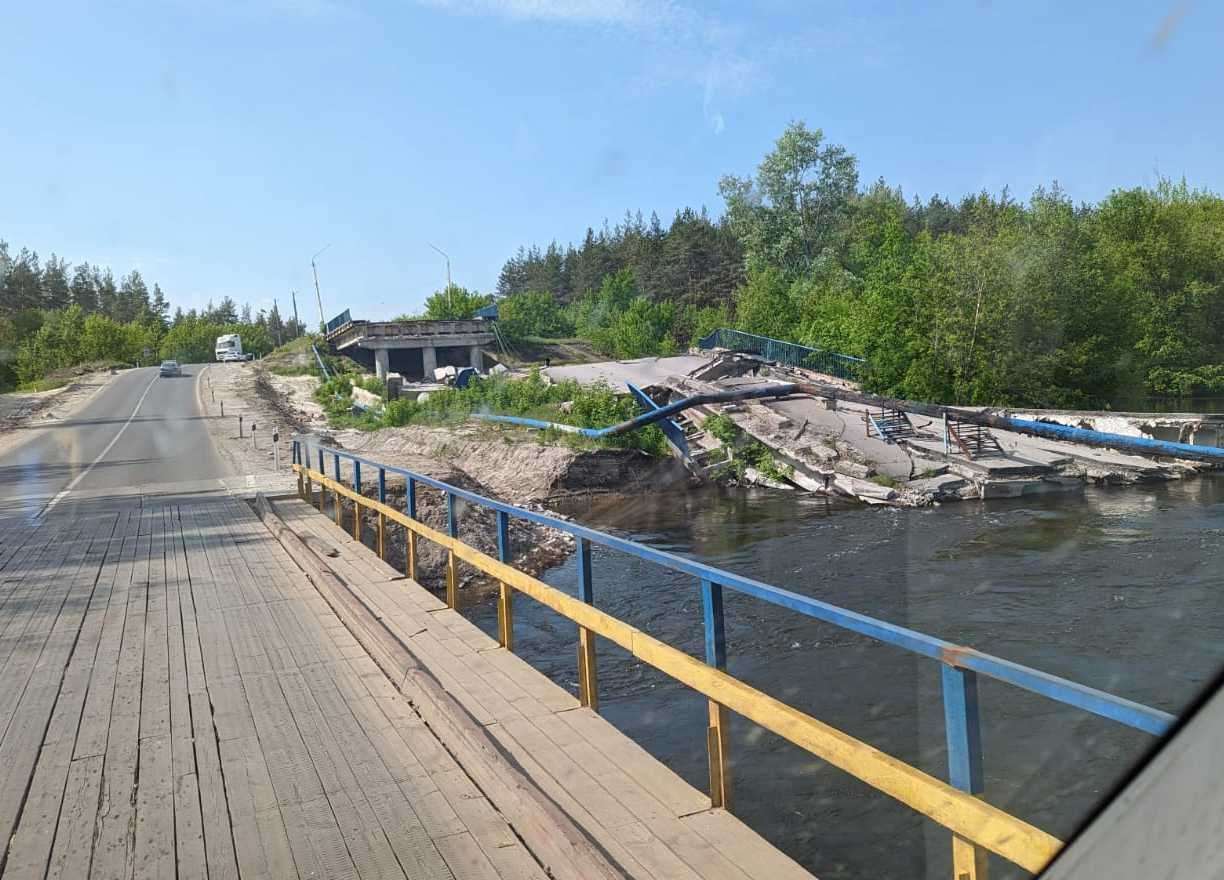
[462, 477, 1224, 879]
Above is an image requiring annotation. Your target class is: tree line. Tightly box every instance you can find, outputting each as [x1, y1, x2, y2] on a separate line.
[483, 123, 1224, 409]
[0, 241, 307, 390]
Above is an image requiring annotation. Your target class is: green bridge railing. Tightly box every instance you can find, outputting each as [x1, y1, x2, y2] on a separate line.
[698, 328, 866, 381]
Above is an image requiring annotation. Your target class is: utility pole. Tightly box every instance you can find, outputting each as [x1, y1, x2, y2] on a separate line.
[272, 297, 283, 345]
[290, 289, 300, 337]
[311, 244, 331, 334]
[428, 243, 452, 314]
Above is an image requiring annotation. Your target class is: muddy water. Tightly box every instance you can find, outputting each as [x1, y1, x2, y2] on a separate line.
[463, 479, 1224, 879]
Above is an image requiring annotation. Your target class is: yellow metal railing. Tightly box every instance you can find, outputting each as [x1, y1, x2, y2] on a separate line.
[294, 462, 1063, 876]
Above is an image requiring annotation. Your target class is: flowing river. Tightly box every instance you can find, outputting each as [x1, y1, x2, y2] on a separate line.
[463, 477, 1224, 878]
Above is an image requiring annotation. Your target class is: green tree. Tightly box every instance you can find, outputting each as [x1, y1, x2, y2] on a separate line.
[497, 290, 573, 340]
[42, 255, 71, 310]
[95, 268, 119, 318]
[719, 121, 858, 278]
[3, 248, 43, 313]
[421, 285, 492, 320]
[117, 270, 150, 322]
[605, 297, 676, 358]
[734, 267, 798, 340]
[70, 263, 98, 312]
[150, 284, 169, 327]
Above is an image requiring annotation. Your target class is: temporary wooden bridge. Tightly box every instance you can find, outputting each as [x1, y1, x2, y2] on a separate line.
[0, 493, 811, 880]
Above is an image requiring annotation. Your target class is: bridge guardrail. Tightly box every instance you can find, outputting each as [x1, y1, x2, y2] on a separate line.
[698, 328, 866, 381]
[290, 438, 1175, 878]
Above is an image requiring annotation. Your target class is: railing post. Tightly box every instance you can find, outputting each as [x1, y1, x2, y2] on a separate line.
[352, 460, 363, 541]
[405, 477, 418, 581]
[576, 538, 598, 711]
[942, 664, 988, 880]
[445, 492, 458, 609]
[377, 468, 387, 560]
[317, 449, 326, 512]
[294, 442, 304, 498]
[333, 454, 342, 527]
[495, 510, 513, 651]
[701, 578, 732, 809]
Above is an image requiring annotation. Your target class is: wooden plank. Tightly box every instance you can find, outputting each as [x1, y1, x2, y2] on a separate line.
[363, 785, 456, 880]
[91, 513, 153, 879]
[218, 735, 296, 880]
[140, 508, 171, 742]
[489, 717, 638, 831]
[434, 832, 501, 880]
[134, 734, 176, 879]
[482, 649, 579, 713]
[7, 515, 122, 880]
[558, 708, 711, 817]
[2, 735, 74, 879]
[681, 809, 815, 880]
[326, 788, 407, 880]
[608, 821, 705, 880]
[45, 755, 105, 880]
[189, 690, 240, 880]
[173, 773, 208, 880]
[0, 520, 96, 745]
[0, 516, 112, 862]
[75, 513, 137, 760]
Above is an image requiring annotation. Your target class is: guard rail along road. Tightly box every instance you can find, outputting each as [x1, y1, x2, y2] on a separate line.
[291, 438, 1177, 880]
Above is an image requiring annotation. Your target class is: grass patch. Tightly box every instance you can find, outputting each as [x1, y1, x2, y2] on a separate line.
[314, 369, 669, 456]
[13, 376, 71, 393]
[703, 412, 793, 482]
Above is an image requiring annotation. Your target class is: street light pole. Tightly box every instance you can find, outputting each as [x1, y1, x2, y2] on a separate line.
[311, 244, 331, 334]
[428, 242, 452, 314]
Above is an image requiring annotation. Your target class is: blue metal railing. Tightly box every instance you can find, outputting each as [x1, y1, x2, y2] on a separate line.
[325, 308, 352, 336]
[699, 328, 866, 381]
[291, 438, 1175, 833]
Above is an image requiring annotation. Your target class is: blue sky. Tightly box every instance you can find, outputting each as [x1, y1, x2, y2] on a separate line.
[2, 1, 1220, 321]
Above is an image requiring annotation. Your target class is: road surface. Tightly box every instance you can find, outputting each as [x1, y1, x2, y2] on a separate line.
[0, 365, 232, 517]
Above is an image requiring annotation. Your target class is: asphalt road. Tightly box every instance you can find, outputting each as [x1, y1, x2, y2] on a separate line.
[0, 365, 232, 517]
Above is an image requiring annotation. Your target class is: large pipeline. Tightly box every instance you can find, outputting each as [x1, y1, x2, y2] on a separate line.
[472, 380, 1224, 464]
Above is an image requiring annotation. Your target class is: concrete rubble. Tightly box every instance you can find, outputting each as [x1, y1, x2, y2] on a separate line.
[546, 351, 1224, 507]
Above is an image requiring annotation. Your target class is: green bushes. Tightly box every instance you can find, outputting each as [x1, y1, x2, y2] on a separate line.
[327, 369, 668, 456]
[702, 412, 792, 482]
[498, 290, 573, 341]
[11, 306, 162, 385]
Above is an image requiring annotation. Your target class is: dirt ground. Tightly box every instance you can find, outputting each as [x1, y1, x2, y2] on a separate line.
[217, 362, 685, 599]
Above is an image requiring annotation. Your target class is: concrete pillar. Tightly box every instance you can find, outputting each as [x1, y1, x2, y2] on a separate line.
[469, 346, 482, 371]
[422, 346, 437, 379]
[374, 348, 389, 381]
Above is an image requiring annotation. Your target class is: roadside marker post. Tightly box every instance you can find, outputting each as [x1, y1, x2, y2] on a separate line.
[273, 427, 280, 470]
[252, 423, 258, 449]
[238, 414, 244, 438]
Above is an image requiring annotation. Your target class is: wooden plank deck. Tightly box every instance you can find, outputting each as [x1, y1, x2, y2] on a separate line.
[0, 494, 814, 880]
[266, 496, 815, 880]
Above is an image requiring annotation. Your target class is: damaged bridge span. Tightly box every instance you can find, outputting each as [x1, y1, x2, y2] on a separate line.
[476, 381, 1224, 466]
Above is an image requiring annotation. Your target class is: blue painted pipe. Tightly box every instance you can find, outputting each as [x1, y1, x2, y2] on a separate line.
[823, 384, 1224, 464]
[472, 382, 803, 438]
[472, 378, 1224, 464]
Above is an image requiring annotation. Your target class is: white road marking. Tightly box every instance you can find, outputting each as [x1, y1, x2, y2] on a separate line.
[39, 371, 161, 516]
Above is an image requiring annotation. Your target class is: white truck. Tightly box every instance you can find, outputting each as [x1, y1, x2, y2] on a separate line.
[215, 333, 246, 362]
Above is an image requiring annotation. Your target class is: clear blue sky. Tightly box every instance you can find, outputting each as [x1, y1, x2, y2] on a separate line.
[2, 1, 1220, 321]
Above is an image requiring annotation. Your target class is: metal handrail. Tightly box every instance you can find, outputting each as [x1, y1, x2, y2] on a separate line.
[698, 328, 866, 380]
[290, 438, 1177, 877]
